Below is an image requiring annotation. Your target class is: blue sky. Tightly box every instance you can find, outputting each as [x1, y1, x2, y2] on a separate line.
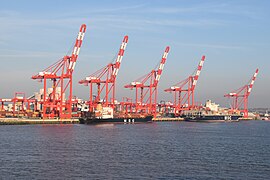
[0, 0, 269, 108]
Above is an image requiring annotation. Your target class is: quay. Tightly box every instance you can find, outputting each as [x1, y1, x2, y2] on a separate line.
[153, 117, 184, 121]
[0, 118, 79, 125]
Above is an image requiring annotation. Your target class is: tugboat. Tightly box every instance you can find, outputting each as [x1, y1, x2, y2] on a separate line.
[79, 106, 152, 124]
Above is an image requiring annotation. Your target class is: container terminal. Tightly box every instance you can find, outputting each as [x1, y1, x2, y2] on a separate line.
[0, 24, 261, 124]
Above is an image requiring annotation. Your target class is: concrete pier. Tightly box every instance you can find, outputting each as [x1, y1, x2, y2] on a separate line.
[153, 117, 184, 121]
[0, 118, 79, 125]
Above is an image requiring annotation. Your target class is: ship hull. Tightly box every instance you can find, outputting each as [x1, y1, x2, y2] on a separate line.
[79, 116, 153, 124]
[185, 115, 242, 122]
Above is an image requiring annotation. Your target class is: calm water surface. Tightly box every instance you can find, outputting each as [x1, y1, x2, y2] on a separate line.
[0, 121, 270, 179]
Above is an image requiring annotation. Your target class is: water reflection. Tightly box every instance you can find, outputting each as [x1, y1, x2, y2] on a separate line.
[0, 121, 269, 179]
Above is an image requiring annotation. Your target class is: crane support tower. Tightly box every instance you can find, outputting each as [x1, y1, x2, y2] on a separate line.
[224, 68, 259, 118]
[79, 35, 129, 111]
[165, 55, 206, 116]
[124, 46, 170, 118]
[32, 24, 87, 119]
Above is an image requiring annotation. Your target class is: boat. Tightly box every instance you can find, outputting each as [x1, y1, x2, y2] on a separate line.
[79, 106, 152, 124]
[184, 114, 242, 122]
[79, 115, 153, 124]
[181, 100, 243, 122]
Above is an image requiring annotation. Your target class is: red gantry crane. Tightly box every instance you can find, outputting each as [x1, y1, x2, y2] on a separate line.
[124, 46, 170, 117]
[164, 55, 206, 116]
[224, 68, 259, 118]
[32, 24, 86, 119]
[79, 36, 128, 111]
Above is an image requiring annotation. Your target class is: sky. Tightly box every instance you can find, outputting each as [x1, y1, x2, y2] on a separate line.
[0, 0, 270, 108]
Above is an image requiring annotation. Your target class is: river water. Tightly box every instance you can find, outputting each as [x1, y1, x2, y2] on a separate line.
[0, 121, 269, 179]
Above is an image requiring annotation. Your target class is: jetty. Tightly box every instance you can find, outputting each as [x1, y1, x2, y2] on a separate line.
[0, 118, 79, 125]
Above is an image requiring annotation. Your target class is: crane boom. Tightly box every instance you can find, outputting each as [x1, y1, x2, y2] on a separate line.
[154, 46, 170, 86]
[191, 55, 205, 90]
[68, 24, 87, 72]
[112, 35, 128, 81]
[247, 68, 259, 95]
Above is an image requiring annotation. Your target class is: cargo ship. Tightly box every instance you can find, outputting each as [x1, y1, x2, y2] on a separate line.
[184, 114, 242, 122]
[79, 106, 152, 124]
[181, 100, 242, 122]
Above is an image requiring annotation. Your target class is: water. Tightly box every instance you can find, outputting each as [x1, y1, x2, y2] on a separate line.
[0, 121, 270, 179]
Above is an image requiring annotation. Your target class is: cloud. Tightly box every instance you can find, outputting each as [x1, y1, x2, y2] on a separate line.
[0, 2, 239, 33]
[86, 15, 230, 34]
[0, 39, 6, 45]
[0, 15, 227, 37]
[174, 42, 245, 50]
[144, 2, 261, 19]
[0, 10, 20, 17]
[67, 3, 147, 15]
[0, 49, 109, 60]
[0, 49, 62, 58]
